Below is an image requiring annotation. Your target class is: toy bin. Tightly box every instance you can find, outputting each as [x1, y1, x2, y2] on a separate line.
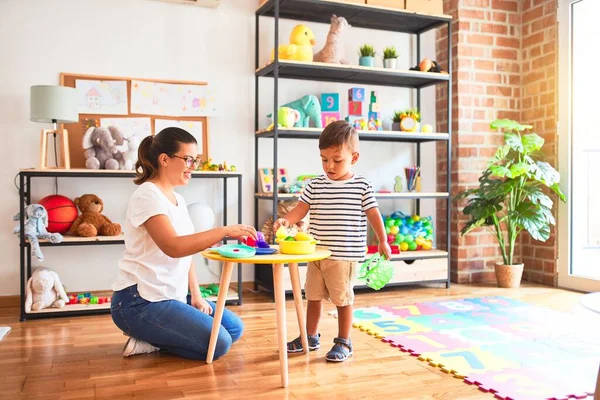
[276, 239, 317, 255]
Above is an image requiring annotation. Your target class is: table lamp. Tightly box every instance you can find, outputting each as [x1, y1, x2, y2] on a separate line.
[30, 85, 78, 169]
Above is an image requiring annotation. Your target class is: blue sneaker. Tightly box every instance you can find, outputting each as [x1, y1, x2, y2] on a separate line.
[287, 333, 321, 353]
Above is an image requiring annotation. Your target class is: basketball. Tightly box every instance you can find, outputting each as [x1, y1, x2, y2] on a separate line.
[39, 195, 78, 234]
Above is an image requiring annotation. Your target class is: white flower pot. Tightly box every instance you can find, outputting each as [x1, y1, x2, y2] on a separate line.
[383, 58, 397, 69]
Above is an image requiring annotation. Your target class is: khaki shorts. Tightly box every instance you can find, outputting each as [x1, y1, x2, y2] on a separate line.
[305, 259, 357, 307]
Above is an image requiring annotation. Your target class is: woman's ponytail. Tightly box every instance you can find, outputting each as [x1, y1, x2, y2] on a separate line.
[134, 135, 157, 185]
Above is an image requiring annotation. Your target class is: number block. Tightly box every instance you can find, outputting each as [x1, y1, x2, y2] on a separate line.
[321, 93, 339, 112]
[369, 102, 380, 112]
[348, 101, 363, 116]
[348, 87, 365, 102]
[321, 111, 341, 127]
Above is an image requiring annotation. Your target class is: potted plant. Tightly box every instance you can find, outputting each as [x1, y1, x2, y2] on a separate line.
[358, 44, 376, 67]
[454, 119, 566, 288]
[382, 46, 399, 69]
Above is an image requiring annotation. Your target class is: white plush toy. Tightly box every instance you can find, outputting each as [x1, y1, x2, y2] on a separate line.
[25, 268, 69, 313]
[119, 135, 140, 171]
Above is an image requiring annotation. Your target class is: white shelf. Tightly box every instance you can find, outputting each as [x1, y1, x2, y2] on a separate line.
[20, 168, 241, 177]
[35, 234, 125, 244]
[25, 289, 239, 315]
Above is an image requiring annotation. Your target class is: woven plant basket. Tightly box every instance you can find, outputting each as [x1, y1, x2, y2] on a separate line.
[494, 263, 524, 288]
[260, 200, 307, 243]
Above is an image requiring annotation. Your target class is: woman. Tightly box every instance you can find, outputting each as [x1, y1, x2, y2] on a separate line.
[111, 127, 257, 360]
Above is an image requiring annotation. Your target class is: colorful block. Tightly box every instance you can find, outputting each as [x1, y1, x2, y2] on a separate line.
[348, 101, 362, 116]
[321, 93, 339, 112]
[369, 102, 380, 112]
[345, 116, 366, 130]
[321, 111, 340, 127]
[370, 90, 378, 102]
[348, 87, 365, 102]
[368, 111, 380, 121]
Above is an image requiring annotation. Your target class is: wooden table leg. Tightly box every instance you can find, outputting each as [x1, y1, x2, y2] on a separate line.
[272, 263, 288, 388]
[206, 261, 234, 364]
[288, 263, 308, 355]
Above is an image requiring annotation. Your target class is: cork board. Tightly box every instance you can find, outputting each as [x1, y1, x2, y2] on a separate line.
[60, 73, 210, 168]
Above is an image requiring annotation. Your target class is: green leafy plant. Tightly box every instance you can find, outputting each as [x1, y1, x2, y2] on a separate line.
[383, 46, 398, 60]
[454, 119, 566, 265]
[358, 44, 376, 58]
[392, 108, 420, 123]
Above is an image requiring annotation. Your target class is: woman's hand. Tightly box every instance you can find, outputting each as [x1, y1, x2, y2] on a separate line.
[191, 296, 212, 315]
[273, 218, 290, 232]
[226, 224, 258, 241]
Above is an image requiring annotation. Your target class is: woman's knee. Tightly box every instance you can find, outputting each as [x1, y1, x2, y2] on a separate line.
[213, 331, 233, 360]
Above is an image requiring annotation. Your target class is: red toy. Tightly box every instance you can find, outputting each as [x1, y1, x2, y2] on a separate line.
[39, 195, 78, 234]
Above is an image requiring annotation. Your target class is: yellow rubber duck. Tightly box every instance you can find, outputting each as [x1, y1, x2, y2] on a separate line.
[270, 24, 316, 62]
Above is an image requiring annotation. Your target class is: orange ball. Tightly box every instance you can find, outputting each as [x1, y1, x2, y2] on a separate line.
[39, 195, 78, 234]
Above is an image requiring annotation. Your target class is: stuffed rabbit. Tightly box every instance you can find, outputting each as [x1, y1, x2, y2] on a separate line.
[13, 204, 63, 262]
[25, 268, 69, 313]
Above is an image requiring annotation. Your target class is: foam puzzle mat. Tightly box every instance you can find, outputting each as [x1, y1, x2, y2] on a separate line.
[348, 296, 600, 399]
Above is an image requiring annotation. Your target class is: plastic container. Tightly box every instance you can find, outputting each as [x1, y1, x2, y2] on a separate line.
[276, 239, 317, 255]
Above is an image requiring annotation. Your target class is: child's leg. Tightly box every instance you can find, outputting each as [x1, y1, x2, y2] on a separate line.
[288, 261, 326, 352]
[323, 260, 357, 362]
[307, 300, 322, 336]
[336, 304, 353, 339]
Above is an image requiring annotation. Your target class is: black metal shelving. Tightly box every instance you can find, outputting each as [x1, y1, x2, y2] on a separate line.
[17, 169, 243, 321]
[254, 0, 453, 297]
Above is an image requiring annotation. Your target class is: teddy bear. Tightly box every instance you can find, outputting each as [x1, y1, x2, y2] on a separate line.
[25, 267, 69, 313]
[13, 204, 63, 262]
[69, 194, 122, 237]
[82, 126, 125, 170]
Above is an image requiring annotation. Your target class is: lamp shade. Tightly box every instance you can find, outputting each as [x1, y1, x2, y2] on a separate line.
[30, 85, 78, 123]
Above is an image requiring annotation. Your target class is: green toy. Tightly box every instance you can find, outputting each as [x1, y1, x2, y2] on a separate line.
[357, 253, 393, 290]
[267, 95, 322, 128]
[394, 176, 402, 192]
[198, 283, 220, 298]
[266, 107, 301, 130]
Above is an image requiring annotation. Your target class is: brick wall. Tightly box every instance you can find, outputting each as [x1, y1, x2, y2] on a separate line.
[520, 0, 558, 285]
[436, 0, 558, 284]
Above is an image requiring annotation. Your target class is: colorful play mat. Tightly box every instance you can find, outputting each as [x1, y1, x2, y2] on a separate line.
[348, 296, 600, 399]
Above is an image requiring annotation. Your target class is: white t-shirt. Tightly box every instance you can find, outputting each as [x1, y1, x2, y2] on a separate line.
[112, 182, 194, 303]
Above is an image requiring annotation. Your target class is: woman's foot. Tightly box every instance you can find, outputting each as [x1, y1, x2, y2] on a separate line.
[122, 337, 160, 357]
[287, 333, 321, 353]
[325, 337, 353, 362]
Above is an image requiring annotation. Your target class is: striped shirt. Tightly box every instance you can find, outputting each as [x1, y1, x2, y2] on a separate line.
[299, 174, 378, 261]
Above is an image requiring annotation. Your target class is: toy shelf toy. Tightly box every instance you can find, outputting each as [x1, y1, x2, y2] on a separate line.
[16, 168, 244, 321]
[254, 0, 453, 299]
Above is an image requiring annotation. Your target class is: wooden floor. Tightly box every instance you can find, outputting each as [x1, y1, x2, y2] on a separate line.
[0, 283, 589, 399]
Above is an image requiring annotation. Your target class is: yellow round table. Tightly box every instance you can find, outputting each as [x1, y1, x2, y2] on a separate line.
[201, 246, 331, 388]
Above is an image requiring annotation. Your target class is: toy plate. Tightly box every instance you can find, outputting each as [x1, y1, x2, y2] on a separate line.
[208, 244, 256, 258]
[254, 247, 278, 255]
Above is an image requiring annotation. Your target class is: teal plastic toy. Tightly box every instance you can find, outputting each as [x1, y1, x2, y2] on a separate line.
[357, 253, 393, 290]
[209, 244, 256, 259]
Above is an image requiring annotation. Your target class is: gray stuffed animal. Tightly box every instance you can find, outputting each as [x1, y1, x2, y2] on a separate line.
[13, 204, 63, 262]
[82, 126, 124, 170]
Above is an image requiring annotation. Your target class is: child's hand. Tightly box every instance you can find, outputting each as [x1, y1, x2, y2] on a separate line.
[191, 296, 212, 315]
[379, 241, 392, 260]
[273, 218, 290, 232]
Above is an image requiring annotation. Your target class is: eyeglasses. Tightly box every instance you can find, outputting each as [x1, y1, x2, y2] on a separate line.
[168, 154, 202, 169]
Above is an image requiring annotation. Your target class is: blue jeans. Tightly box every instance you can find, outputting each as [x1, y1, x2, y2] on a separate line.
[110, 285, 243, 360]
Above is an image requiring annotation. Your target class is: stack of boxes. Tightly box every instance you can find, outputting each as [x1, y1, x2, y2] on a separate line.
[345, 87, 382, 130]
[321, 93, 341, 127]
